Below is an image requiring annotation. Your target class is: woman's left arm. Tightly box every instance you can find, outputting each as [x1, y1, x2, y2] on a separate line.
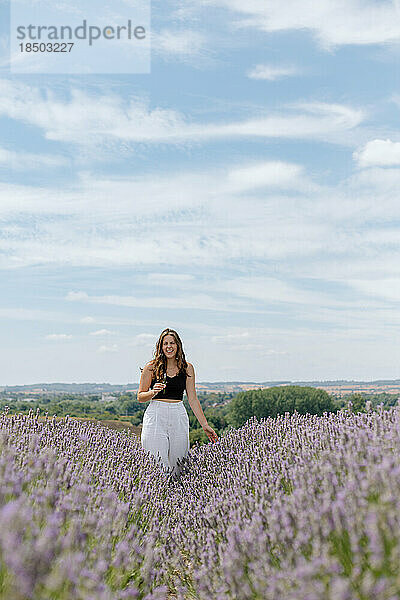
[185, 362, 208, 427]
[186, 363, 219, 443]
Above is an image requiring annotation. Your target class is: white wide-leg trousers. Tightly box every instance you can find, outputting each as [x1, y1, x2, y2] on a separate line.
[141, 399, 190, 479]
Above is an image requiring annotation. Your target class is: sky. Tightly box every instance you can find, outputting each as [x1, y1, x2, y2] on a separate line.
[1, 0, 400, 385]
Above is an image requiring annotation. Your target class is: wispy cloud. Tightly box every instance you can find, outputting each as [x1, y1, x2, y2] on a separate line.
[225, 160, 316, 192]
[80, 316, 95, 323]
[97, 344, 118, 353]
[347, 278, 400, 302]
[196, 0, 400, 50]
[1, 157, 400, 283]
[0, 308, 68, 322]
[0, 79, 364, 148]
[152, 29, 208, 61]
[129, 333, 157, 347]
[65, 290, 260, 313]
[45, 333, 73, 340]
[146, 273, 195, 282]
[0, 159, 322, 271]
[211, 332, 250, 343]
[0, 146, 67, 170]
[89, 329, 116, 336]
[247, 64, 300, 81]
[213, 276, 350, 308]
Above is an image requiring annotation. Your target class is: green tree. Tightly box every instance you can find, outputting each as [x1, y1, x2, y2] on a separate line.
[347, 393, 367, 413]
[190, 428, 209, 445]
[227, 385, 335, 428]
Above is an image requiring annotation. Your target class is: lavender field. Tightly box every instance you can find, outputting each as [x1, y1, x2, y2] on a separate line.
[0, 403, 399, 600]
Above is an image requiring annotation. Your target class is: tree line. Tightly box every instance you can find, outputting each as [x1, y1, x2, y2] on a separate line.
[1, 386, 397, 446]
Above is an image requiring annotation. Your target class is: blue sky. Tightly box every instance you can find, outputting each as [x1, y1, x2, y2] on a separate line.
[1, 0, 400, 385]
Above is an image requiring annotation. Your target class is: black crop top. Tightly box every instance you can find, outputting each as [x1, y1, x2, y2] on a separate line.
[152, 370, 187, 401]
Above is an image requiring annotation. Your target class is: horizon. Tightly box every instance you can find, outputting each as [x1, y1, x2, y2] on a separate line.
[3, 377, 400, 388]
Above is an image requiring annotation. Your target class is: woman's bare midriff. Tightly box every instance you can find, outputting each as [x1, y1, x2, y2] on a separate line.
[154, 398, 182, 403]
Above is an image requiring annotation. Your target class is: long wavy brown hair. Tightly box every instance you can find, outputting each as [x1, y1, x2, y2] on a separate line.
[141, 328, 191, 383]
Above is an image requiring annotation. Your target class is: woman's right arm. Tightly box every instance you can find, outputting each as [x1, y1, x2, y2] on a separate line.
[137, 363, 165, 403]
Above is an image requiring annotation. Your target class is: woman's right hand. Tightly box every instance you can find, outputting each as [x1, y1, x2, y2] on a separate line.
[151, 382, 166, 396]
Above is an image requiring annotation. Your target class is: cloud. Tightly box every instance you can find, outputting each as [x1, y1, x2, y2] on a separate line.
[0, 79, 184, 146]
[80, 316, 95, 323]
[65, 290, 259, 313]
[0, 79, 364, 147]
[211, 332, 250, 343]
[353, 139, 400, 167]
[225, 160, 314, 192]
[45, 333, 73, 340]
[89, 329, 115, 335]
[2, 155, 400, 344]
[97, 344, 118, 353]
[62, 261, 400, 329]
[147, 273, 195, 282]
[247, 64, 300, 80]
[129, 333, 158, 347]
[347, 278, 400, 302]
[1, 154, 400, 281]
[197, 0, 400, 50]
[213, 276, 348, 308]
[0, 159, 323, 271]
[0, 308, 67, 321]
[0, 146, 67, 170]
[67, 291, 89, 301]
[346, 166, 400, 195]
[188, 101, 364, 146]
[209, 331, 289, 356]
[152, 29, 207, 59]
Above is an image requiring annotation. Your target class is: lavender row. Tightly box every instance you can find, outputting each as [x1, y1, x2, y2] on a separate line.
[0, 408, 169, 599]
[158, 405, 400, 599]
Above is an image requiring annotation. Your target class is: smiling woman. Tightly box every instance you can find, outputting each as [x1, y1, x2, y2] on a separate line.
[138, 327, 218, 480]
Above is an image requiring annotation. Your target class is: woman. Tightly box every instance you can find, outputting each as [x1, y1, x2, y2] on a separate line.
[138, 328, 218, 479]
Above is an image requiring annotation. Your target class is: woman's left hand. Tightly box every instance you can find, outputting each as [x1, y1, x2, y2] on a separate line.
[202, 423, 219, 443]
